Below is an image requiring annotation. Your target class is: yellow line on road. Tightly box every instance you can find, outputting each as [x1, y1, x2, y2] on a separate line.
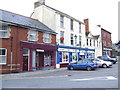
[2, 75, 68, 80]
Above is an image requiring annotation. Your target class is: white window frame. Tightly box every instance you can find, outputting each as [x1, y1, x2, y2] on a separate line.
[28, 29, 38, 41]
[60, 15, 64, 28]
[60, 31, 64, 44]
[0, 25, 10, 38]
[71, 34, 74, 45]
[0, 48, 7, 64]
[43, 33, 51, 43]
[79, 36, 82, 46]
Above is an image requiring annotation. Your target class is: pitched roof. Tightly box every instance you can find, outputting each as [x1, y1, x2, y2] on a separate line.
[0, 9, 56, 34]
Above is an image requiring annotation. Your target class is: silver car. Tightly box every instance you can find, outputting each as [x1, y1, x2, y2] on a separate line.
[90, 58, 112, 68]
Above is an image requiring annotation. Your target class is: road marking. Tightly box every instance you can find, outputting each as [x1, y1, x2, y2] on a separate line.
[2, 75, 68, 80]
[70, 76, 117, 81]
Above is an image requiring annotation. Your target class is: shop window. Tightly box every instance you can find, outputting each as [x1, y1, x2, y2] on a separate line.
[0, 48, 7, 64]
[62, 52, 69, 63]
[0, 25, 9, 38]
[72, 52, 78, 62]
[44, 33, 51, 43]
[28, 29, 37, 41]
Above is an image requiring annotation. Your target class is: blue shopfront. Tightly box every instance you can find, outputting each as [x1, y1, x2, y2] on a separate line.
[56, 45, 95, 68]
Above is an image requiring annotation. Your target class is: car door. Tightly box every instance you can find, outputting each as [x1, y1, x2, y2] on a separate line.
[75, 60, 83, 69]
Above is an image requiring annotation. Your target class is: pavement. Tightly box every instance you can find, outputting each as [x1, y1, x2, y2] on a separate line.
[0, 67, 67, 79]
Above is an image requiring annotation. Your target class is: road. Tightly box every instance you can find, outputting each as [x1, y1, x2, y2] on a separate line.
[1, 63, 118, 88]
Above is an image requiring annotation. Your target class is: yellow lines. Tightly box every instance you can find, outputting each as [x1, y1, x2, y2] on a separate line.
[2, 75, 68, 80]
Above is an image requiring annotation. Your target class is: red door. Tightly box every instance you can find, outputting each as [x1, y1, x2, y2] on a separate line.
[23, 56, 28, 71]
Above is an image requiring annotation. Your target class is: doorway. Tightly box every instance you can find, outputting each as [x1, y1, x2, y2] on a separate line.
[23, 56, 28, 71]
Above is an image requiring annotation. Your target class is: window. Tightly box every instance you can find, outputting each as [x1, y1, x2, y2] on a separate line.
[60, 15, 64, 28]
[0, 48, 7, 64]
[94, 40, 95, 46]
[71, 34, 74, 45]
[79, 23, 81, 33]
[0, 25, 9, 38]
[90, 39, 92, 46]
[29, 30, 37, 41]
[44, 33, 51, 43]
[79, 36, 81, 46]
[70, 19, 73, 30]
[87, 39, 88, 46]
[62, 52, 69, 62]
[60, 31, 64, 44]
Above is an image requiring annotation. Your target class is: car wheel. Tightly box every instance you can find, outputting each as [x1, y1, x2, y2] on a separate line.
[102, 64, 107, 68]
[86, 66, 92, 71]
[69, 66, 74, 70]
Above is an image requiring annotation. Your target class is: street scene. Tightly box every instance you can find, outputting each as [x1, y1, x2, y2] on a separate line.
[1, 63, 118, 88]
[0, 0, 119, 89]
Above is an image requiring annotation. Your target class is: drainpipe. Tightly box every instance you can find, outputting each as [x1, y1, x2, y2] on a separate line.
[10, 36, 13, 73]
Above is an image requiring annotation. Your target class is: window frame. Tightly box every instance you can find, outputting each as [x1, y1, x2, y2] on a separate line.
[60, 31, 64, 44]
[70, 19, 73, 30]
[0, 48, 7, 65]
[0, 25, 10, 38]
[43, 33, 51, 43]
[60, 15, 64, 28]
[28, 29, 38, 41]
[71, 34, 74, 45]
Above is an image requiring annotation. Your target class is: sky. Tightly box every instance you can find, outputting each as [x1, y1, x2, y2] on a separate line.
[0, 0, 119, 43]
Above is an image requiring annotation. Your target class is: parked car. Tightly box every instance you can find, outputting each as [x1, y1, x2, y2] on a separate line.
[89, 58, 112, 68]
[67, 59, 98, 71]
[97, 56, 117, 64]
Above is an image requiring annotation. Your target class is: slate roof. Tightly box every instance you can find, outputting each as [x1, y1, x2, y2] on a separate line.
[0, 9, 56, 34]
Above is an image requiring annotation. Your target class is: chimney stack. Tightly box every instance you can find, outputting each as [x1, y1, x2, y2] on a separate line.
[84, 18, 89, 32]
[34, 0, 45, 9]
[97, 25, 101, 27]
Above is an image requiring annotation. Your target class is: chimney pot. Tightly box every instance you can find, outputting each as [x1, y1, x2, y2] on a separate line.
[34, 0, 45, 8]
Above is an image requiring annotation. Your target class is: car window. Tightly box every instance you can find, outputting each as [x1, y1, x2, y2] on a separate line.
[77, 60, 83, 64]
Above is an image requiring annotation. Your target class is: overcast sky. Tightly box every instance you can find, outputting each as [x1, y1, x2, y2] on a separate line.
[0, 0, 119, 43]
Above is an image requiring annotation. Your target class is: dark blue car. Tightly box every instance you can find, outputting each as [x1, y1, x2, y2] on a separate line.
[97, 56, 117, 64]
[67, 59, 98, 71]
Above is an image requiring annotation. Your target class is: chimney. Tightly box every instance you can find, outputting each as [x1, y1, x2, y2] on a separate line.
[84, 18, 89, 32]
[34, 0, 45, 8]
[97, 25, 101, 27]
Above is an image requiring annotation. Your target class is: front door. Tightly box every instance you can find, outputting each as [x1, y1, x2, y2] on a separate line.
[23, 56, 28, 71]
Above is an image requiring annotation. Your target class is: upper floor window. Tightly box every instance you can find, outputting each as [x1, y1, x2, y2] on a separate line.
[0, 25, 9, 38]
[79, 23, 81, 33]
[60, 31, 64, 44]
[94, 40, 95, 46]
[87, 39, 88, 46]
[60, 15, 64, 28]
[29, 29, 37, 41]
[0, 48, 7, 64]
[79, 36, 82, 46]
[70, 19, 73, 30]
[90, 39, 92, 46]
[44, 33, 51, 43]
[71, 34, 74, 45]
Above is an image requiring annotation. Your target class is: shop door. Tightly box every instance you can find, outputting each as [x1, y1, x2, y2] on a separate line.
[23, 56, 28, 71]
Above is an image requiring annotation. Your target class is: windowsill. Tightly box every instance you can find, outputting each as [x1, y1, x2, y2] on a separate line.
[0, 63, 6, 65]
[0, 37, 10, 39]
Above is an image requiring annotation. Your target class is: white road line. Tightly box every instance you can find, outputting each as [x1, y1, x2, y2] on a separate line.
[70, 76, 117, 81]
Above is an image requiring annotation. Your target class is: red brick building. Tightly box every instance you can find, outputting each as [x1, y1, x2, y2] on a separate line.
[0, 9, 56, 74]
[96, 25, 113, 57]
